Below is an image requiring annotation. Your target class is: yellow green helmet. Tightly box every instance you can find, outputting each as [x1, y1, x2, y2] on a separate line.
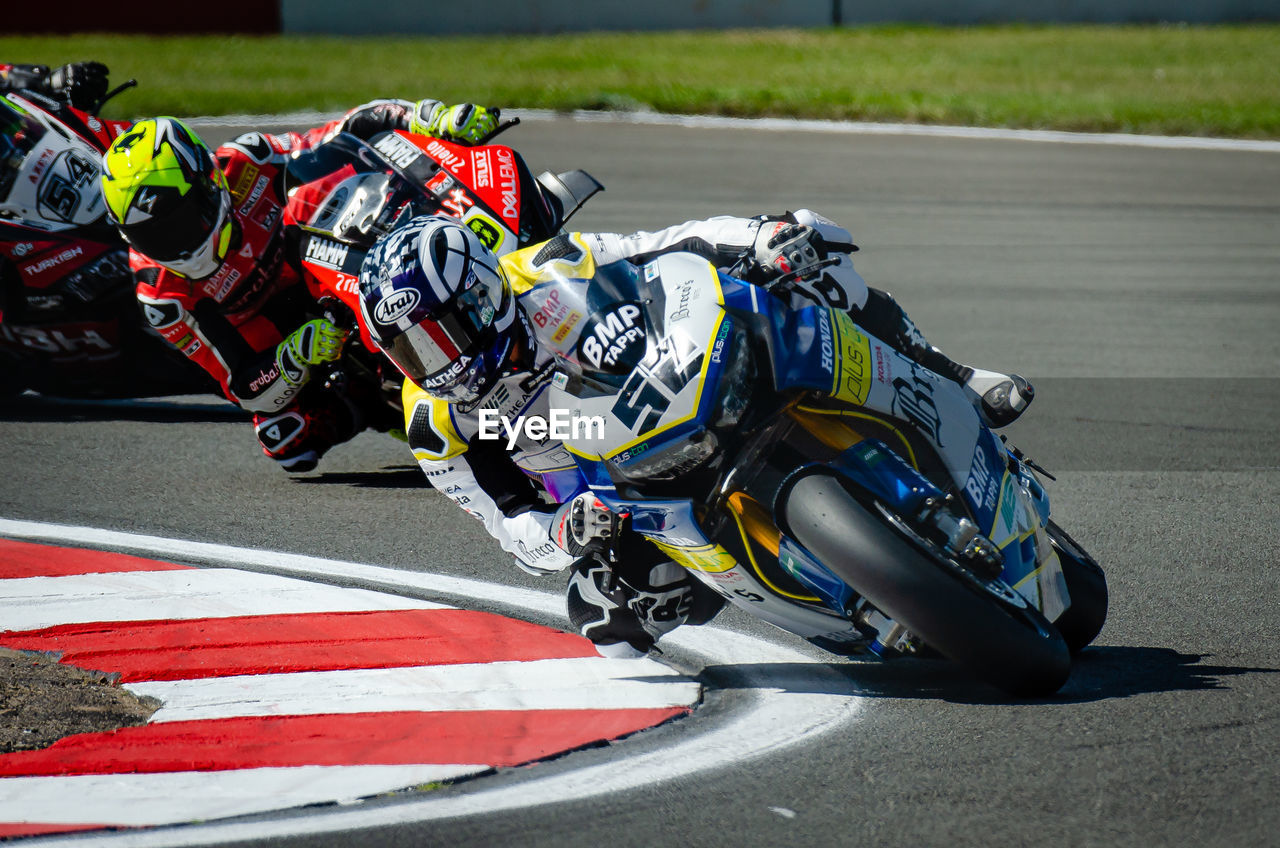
[101, 117, 233, 279]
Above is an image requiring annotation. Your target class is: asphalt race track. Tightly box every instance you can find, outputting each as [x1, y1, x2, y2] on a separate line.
[2, 117, 1278, 847]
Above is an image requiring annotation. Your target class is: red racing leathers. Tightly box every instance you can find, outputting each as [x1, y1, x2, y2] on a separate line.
[131, 100, 431, 469]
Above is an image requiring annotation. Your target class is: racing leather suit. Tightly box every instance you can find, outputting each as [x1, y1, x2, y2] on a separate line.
[403, 210, 866, 574]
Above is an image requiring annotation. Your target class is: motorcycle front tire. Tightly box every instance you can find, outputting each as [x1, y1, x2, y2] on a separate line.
[783, 473, 1071, 697]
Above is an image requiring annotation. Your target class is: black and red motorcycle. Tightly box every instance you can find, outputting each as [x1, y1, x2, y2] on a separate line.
[283, 120, 603, 424]
[0, 85, 217, 399]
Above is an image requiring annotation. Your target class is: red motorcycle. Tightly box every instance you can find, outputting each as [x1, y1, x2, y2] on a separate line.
[283, 121, 603, 423]
[0, 86, 215, 399]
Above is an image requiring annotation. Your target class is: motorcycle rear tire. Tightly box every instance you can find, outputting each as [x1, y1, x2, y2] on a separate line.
[783, 473, 1071, 697]
[1046, 520, 1108, 654]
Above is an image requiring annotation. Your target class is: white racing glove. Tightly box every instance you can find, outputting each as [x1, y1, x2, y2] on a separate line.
[550, 492, 623, 557]
[753, 210, 867, 312]
[753, 221, 828, 281]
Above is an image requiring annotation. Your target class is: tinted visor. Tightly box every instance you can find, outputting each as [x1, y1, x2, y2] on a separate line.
[384, 282, 505, 391]
[0, 99, 47, 201]
[122, 164, 226, 262]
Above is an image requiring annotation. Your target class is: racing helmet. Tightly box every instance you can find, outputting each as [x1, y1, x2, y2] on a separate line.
[358, 215, 517, 404]
[100, 117, 233, 280]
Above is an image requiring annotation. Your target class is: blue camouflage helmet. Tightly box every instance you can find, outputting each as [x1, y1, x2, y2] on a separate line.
[358, 214, 517, 403]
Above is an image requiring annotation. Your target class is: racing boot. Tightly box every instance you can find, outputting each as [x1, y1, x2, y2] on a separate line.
[253, 390, 364, 473]
[853, 287, 1034, 428]
[566, 554, 724, 658]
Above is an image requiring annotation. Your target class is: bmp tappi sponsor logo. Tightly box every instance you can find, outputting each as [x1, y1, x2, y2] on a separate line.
[578, 303, 644, 372]
[966, 443, 1001, 511]
[476, 409, 606, 449]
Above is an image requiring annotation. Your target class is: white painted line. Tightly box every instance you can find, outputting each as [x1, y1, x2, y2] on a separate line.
[186, 108, 1280, 153]
[4, 765, 485, 828]
[0, 519, 863, 847]
[133, 657, 700, 722]
[0, 569, 446, 633]
[0, 519, 569, 620]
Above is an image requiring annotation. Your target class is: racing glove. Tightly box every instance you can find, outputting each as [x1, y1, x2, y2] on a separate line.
[49, 62, 110, 111]
[275, 318, 349, 388]
[551, 492, 623, 557]
[751, 222, 832, 282]
[410, 99, 500, 145]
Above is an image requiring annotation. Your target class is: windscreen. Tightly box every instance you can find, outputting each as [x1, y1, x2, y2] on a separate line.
[0, 97, 49, 202]
[284, 133, 435, 248]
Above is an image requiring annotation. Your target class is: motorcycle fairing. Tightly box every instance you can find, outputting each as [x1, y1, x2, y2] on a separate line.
[540, 256, 863, 640]
[611, 494, 863, 641]
[762, 297, 1064, 594]
[416, 136, 522, 231]
[286, 132, 537, 352]
[1, 94, 108, 231]
[548, 251, 1071, 648]
[0, 231, 115, 294]
[537, 254, 740, 463]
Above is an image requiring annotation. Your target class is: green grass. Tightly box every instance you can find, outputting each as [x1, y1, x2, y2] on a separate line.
[5, 25, 1279, 137]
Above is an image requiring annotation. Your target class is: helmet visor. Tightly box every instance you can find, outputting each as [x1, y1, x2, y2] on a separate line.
[0, 98, 47, 201]
[158, 216, 234, 280]
[120, 165, 228, 265]
[384, 281, 506, 393]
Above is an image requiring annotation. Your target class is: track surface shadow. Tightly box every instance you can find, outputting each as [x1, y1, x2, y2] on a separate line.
[698, 646, 1278, 704]
[292, 466, 428, 489]
[1, 394, 248, 424]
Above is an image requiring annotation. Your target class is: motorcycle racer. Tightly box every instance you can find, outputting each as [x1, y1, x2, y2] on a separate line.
[0, 62, 208, 398]
[356, 211, 1033, 656]
[98, 99, 500, 471]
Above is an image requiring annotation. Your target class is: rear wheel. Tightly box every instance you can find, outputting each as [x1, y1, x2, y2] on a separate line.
[783, 473, 1071, 697]
[1046, 520, 1108, 654]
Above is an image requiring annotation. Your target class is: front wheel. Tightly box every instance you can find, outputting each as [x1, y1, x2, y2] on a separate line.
[783, 473, 1071, 697]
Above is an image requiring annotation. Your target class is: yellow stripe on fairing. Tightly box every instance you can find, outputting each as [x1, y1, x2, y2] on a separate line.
[727, 492, 821, 603]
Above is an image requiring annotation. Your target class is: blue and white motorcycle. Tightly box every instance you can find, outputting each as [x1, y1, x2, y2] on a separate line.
[529, 251, 1107, 696]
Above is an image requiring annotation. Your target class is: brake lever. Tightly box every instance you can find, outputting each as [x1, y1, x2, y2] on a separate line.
[766, 256, 844, 290]
[92, 79, 137, 114]
[317, 296, 357, 331]
[475, 116, 521, 145]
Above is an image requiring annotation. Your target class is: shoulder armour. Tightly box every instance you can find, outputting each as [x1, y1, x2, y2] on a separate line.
[403, 382, 468, 461]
